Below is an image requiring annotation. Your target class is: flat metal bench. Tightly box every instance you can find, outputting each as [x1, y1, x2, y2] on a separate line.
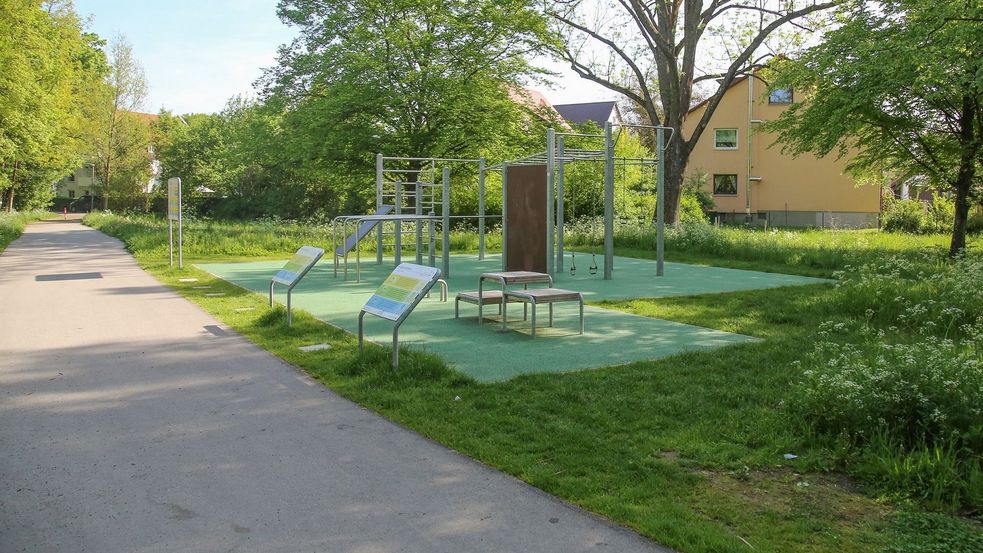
[454, 290, 522, 321]
[502, 288, 584, 338]
[478, 271, 553, 326]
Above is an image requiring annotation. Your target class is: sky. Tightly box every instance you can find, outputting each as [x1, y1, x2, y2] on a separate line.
[73, 0, 617, 116]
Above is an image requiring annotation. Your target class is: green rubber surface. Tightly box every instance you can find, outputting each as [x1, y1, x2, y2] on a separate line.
[198, 254, 826, 382]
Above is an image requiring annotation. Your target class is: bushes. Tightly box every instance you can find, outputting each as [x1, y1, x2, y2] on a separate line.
[967, 212, 983, 235]
[679, 192, 709, 224]
[883, 197, 955, 235]
[795, 254, 983, 510]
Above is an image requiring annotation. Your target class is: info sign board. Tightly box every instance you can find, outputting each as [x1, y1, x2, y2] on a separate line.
[363, 263, 441, 322]
[167, 177, 183, 268]
[167, 177, 182, 221]
[269, 246, 324, 325]
[273, 246, 325, 286]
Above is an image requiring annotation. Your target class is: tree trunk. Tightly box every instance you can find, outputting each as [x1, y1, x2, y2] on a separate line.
[949, 94, 978, 258]
[644, 106, 689, 226]
[663, 134, 688, 225]
[6, 161, 18, 213]
[102, 157, 110, 211]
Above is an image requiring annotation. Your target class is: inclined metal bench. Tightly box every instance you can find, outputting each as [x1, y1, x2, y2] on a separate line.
[502, 288, 584, 338]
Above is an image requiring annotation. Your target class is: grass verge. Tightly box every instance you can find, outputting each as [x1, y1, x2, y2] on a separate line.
[0, 210, 50, 253]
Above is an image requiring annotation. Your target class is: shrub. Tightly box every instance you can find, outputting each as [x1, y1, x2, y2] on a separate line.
[883, 197, 955, 235]
[926, 196, 955, 234]
[967, 212, 983, 235]
[679, 192, 709, 224]
[884, 199, 928, 233]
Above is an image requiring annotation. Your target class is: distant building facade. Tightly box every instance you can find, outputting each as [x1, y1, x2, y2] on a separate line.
[683, 77, 881, 228]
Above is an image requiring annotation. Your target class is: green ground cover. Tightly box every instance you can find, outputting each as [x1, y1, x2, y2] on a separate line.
[85, 212, 982, 553]
[197, 254, 826, 381]
[0, 210, 49, 253]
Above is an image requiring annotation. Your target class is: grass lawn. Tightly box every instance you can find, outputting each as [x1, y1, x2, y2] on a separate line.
[85, 213, 983, 553]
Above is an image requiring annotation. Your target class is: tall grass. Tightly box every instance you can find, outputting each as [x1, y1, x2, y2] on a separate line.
[796, 255, 983, 511]
[87, 213, 980, 277]
[84, 212, 503, 259]
[0, 210, 49, 253]
[565, 218, 975, 274]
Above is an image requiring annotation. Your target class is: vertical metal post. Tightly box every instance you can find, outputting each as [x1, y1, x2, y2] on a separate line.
[656, 127, 666, 277]
[394, 183, 402, 265]
[546, 127, 556, 276]
[168, 219, 173, 267]
[358, 311, 365, 352]
[478, 157, 486, 260]
[556, 135, 565, 272]
[603, 122, 615, 280]
[428, 217, 435, 267]
[442, 167, 450, 278]
[375, 153, 384, 264]
[501, 163, 508, 271]
[392, 328, 399, 370]
[177, 178, 183, 269]
[746, 78, 753, 217]
[415, 182, 423, 264]
[178, 208, 183, 270]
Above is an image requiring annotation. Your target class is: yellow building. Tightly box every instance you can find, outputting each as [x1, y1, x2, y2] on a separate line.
[683, 76, 881, 228]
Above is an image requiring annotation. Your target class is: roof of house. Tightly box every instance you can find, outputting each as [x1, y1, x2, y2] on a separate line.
[552, 101, 619, 126]
[509, 87, 572, 130]
[128, 111, 160, 124]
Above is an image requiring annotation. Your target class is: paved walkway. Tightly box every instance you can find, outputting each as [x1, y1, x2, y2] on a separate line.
[0, 220, 668, 553]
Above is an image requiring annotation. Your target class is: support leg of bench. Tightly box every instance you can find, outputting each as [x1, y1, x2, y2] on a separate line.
[579, 295, 584, 335]
[530, 300, 536, 338]
[549, 302, 553, 327]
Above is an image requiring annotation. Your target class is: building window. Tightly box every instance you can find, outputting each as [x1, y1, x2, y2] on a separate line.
[713, 174, 738, 195]
[714, 129, 738, 150]
[69, 190, 75, 199]
[769, 88, 793, 104]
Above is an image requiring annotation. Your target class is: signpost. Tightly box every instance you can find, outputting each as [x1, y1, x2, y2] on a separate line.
[358, 263, 442, 369]
[167, 177, 182, 269]
[269, 246, 325, 325]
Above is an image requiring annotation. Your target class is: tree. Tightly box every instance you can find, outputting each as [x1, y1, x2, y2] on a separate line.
[0, 0, 106, 211]
[547, 0, 840, 224]
[264, 0, 554, 211]
[89, 35, 151, 210]
[767, 0, 982, 256]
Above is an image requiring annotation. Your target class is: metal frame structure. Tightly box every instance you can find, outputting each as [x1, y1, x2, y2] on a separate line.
[328, 155, 501, 281]
[487, 122, 674, 280]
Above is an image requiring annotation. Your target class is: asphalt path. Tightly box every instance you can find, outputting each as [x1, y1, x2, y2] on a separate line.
[0, 219, 670, 553]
